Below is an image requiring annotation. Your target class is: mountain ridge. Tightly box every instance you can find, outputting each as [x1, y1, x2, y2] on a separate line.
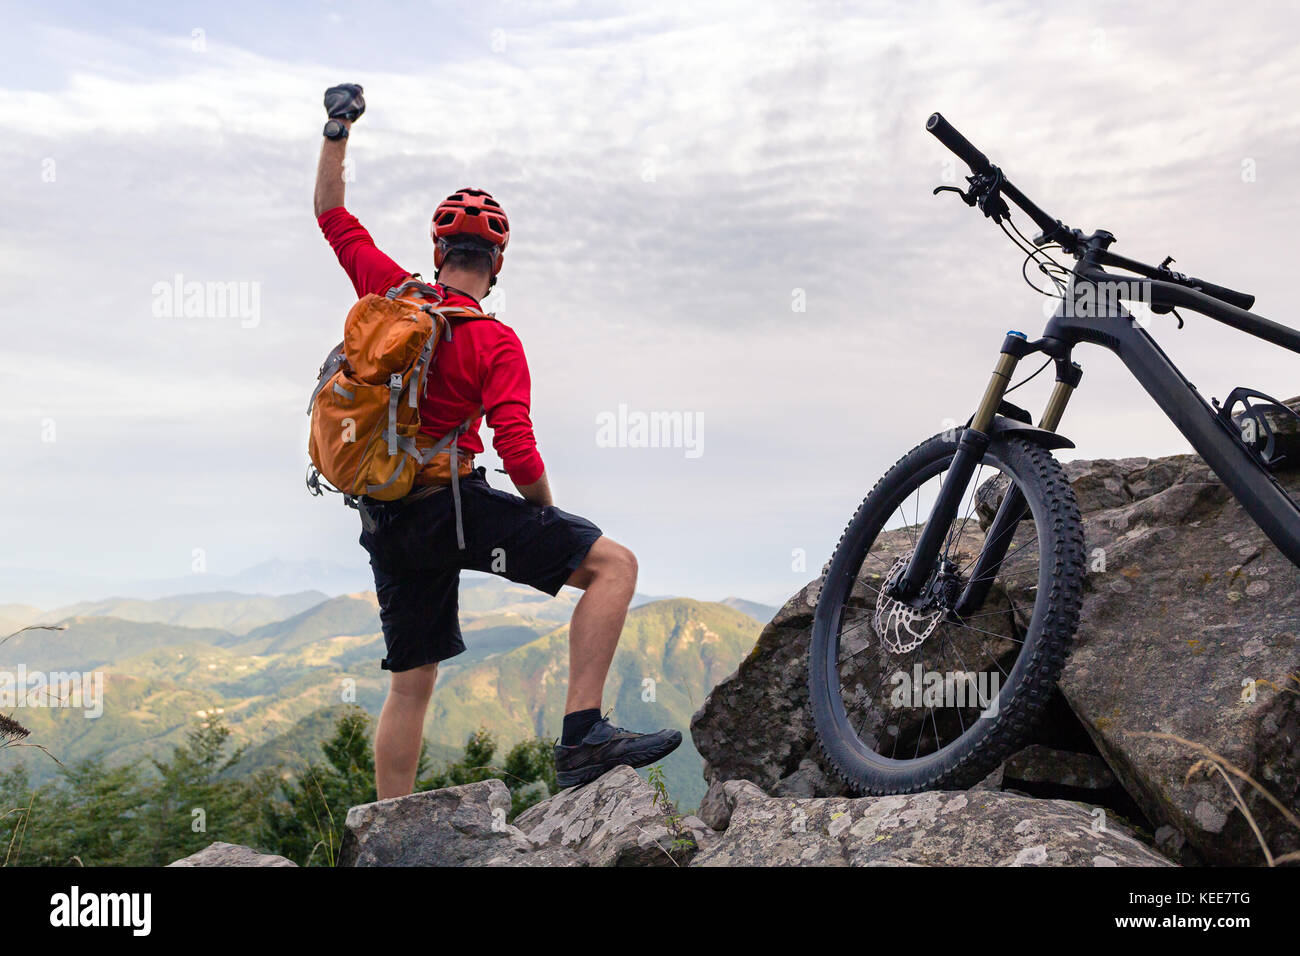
[3, 587, 765, 808]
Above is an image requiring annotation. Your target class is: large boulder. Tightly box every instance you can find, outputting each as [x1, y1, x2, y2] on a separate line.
[340, 778, 534, 866]
[693, 784, 1172, 866]
[338, 769, 713, 867]
[1001, 744, 1117, 793]
[513, 766, 715, 866]
[1057, 454, 1300, 865]
[688, 579, 838, 795]
[167, 842, 297, 867]
[690, 450, 1300, 866]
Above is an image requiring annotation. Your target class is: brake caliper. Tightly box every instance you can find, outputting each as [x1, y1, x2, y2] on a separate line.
[874, 554, 946, 654]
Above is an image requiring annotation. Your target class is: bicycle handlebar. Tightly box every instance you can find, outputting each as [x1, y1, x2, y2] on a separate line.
[926, 112, 1060, 238]
[1098, 249, 1256, 311]
[1185, 276, 1256, 312]
[925, 111, 1256, 313]
[925, 112, 992, 177]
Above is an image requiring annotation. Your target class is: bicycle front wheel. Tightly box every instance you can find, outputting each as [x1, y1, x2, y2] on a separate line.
[809, 433, 1085, 794]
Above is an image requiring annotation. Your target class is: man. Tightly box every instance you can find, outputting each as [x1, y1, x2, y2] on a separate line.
[312, 83, 680, 799]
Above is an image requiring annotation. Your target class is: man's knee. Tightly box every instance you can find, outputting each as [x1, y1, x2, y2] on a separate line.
[580, 537, 637, 590]
[388, 662, 438, 702]
[600, 539, 638, 589]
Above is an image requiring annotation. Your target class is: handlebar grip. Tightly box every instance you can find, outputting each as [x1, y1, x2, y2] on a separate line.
[1189, 277, 1255, 311]
[926, 112, 993, 176]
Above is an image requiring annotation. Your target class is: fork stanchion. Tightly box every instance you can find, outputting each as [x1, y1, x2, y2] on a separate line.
[1039, 361, 1082, 432]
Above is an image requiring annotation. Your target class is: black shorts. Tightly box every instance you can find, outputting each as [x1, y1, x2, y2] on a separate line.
[358, 468, 602, 672]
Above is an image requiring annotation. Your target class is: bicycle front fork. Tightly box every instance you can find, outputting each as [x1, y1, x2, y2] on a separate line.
[894, 332, 1082, 604]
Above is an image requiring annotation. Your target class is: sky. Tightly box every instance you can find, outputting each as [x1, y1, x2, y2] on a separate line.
[3, 0, 1300, 607]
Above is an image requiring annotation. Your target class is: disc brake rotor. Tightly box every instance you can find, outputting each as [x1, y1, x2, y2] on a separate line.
[873, 553, 945, 654]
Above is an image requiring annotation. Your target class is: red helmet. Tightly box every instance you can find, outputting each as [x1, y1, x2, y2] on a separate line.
[431, 187, 509, 275]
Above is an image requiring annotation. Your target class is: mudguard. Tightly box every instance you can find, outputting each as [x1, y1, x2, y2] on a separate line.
[986, 415, 1075, 450]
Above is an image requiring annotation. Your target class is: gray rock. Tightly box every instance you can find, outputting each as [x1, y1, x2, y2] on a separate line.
[1002, 745, 1117, 792]
[693, 787, 1173, 866]
[482, 845, 586, 867]
[690, 449, 1300, 866]
[1059, 453, 1300, 865]
[166, 842, 297, 867]
[697, 779, 732, 830]
[771, 757, 843, 798]
[696, 778, 768, 831]
[513, 765, 715, 866]
[340, 778, 533, 866]
[689, 579, 838, 795]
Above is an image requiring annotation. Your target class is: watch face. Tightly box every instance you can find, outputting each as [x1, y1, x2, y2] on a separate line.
[324, 120, 346, 139]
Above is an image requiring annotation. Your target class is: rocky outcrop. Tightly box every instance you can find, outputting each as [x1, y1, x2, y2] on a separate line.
[1057, 454, 1300, 865]
[691, 450, 1300, 866]
[166, 842, 297, 867]
[513, 765, 714, 866]
[999, 744, 1116, 792]
[340, 778, 535, 866]
[173, 767, 1169, 867]
[337, 767, 711, 867]
[694, 783, 1171, 866]
[688, 579, 848, 798]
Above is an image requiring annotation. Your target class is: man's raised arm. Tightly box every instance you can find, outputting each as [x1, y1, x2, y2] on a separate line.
[313, 83, 366, 218]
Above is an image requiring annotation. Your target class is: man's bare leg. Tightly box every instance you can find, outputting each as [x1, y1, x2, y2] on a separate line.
[374, 662, 437, 799]
[563, 536, 638, 712]
[553, 535, 681, 787]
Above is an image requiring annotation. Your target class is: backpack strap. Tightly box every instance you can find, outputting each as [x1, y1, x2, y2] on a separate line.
[307, 343, 347, 415]
[425, 306, 498, 341]
[425, 310, 495, 548]
[420, 406, 484, 549]
[385, 277, 444, 302]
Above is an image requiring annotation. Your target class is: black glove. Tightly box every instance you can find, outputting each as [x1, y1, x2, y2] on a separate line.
[324, 83, 365, 121]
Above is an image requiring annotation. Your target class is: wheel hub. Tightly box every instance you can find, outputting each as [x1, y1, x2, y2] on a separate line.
[874, 553, 962, 654]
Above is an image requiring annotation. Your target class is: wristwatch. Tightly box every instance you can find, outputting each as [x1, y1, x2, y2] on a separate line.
[323, 119, 349, 141]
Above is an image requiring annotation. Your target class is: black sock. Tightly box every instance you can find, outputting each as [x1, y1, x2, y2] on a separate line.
[561, 708, 602, 746]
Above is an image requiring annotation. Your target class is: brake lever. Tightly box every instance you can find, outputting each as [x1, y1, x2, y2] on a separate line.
[932, 170, 1009, 221]
[932, 184, 977, 207]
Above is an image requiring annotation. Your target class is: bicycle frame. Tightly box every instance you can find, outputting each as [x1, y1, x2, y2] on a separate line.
[1046, 260, 1300, 564]
[896, 250, 1300, 603]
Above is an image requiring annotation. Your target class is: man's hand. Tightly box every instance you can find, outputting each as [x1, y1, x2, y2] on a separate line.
[314, 84, 364, 218]
[324, 83, 365, 121]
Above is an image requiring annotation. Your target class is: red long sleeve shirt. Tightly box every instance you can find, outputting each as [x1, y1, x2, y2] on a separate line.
[318, 206, 545, 485]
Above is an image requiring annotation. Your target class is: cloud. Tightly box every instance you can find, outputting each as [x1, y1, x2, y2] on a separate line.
[3, 0, 1300, 604]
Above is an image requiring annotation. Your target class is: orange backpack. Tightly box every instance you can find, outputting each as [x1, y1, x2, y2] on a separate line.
[305, 278, 492, 546]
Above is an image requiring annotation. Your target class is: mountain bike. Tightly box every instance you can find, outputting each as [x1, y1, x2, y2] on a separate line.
[809, 112, 1300, 794]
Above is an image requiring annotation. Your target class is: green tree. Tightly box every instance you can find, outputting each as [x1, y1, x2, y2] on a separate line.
[136, 718, 273, 865]
[1, 716, 271, 866]
[422, 727, 557, 819]
[262, 706, 378, 866]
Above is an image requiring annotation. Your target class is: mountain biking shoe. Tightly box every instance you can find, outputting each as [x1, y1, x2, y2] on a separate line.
[553, 716, 682, 788]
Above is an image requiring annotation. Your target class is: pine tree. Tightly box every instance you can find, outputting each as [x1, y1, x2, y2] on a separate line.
[422, 727, 558, 818]
[0, 716, 270, 866]
[262, 707, 377, 866]
[137, 717, 273, 865]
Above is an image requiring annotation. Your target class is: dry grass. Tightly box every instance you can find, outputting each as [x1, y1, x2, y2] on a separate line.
[1132, 729, 1300, 867]
[0, 623, 66, 650]
[1, 624, 69, 866]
